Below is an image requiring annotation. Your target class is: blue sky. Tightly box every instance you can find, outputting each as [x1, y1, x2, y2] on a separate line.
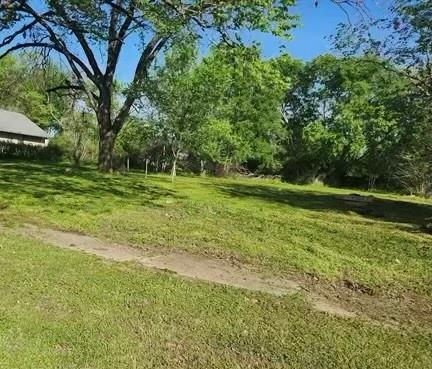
[283, 0, 391, 60]
[243, 0, 358, 60]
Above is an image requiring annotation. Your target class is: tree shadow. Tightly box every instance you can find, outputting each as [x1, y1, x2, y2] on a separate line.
[215, 182, 432, 231]
[0, 161, 179, 207]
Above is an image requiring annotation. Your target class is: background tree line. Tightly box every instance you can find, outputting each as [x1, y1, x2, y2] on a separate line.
[0, 0, 431, 195]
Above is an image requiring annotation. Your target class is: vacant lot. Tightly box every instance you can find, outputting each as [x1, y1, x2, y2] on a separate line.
[1, 162, 431, 294]
[0, 161, 431, 368]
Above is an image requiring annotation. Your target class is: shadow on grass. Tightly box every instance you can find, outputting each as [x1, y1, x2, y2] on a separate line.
[2, 161, 431, 232]
[0, 161, 178, 205]
[215, 182, 432, 231]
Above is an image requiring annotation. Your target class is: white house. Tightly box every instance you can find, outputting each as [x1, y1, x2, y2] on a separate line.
[0, 109, 49, 147]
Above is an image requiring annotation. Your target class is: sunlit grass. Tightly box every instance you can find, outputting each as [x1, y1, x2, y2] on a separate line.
[1, 160, 431, 296]
[0, 232, 431, 369]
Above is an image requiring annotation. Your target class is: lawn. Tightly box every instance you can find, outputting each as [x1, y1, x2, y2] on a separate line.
[1, 231, 431, 369]
[0, 161, 431, 296]
[1, 161, 432, 368]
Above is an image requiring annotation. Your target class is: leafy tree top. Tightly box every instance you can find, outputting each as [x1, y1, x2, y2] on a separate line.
[332, 0, 432, 96]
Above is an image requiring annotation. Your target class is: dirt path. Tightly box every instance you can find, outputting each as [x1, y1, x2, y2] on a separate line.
[13, 225, 356, 318]
[5, 224, 432, 328]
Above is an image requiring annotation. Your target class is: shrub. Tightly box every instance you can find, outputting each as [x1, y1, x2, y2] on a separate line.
[397, 152, 432, 197]
[0, 141, 63, 162]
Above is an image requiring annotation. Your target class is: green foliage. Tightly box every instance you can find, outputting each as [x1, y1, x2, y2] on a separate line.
[0, 55, 68, 129]
[276, 54, 412, 186]
[115, 117, 159, 162]
[53, 111, 97, 166]
[148, 43, 287, 174]
[195, 118, 249, 172]
[198, 46, 287, 172]
[135, 0, 298, 38]
[148, 39, 201, 156]
[0, 142, 63, 161]
[332, 0, 432, 193]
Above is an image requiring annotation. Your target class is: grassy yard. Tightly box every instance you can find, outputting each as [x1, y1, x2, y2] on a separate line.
[1, 231, 431, 369]
[1, 161, 432, 368]
[0, 161, 431, 296]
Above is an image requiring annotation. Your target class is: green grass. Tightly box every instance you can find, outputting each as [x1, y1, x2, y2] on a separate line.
[1, 231, 431, 369]
[1, 161, 431, 367]
[0, 161, 431, 297]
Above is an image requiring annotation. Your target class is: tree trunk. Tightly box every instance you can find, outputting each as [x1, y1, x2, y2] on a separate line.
[97, 86, 119, 172]
[162, 145, 167, 172]
[98, 128, 116, 172]
[368, 176, 376, 191]
[72, 152, 81, 167]
[200, 160, 206, 176]
[223, 160, 230, 176]
[145, 158, 149, 177]
[171, 157, 177, 182]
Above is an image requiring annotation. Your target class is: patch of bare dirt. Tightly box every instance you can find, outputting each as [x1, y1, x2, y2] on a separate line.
[19, 224, 158, 261]
[299, 276, 432, 329]
[16, 225, 305, 296]
[139, 252, 301, 296]
[9, 224, 432, 328]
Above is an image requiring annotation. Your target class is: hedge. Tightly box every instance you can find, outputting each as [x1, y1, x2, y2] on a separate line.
[0, 141, 63, 161]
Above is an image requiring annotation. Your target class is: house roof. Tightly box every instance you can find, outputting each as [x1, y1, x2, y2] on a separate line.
[0, 109, 48, 138]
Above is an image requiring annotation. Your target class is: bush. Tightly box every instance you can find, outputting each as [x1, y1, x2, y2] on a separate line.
[282, 158, 321, 184]
[0, 141, 63, 162]
[397, 152, 432, 197]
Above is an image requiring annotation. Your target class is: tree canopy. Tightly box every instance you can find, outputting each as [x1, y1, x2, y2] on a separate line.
[332, 0, 432, 193]
[0, 54, 68, 128]
[146, 44, 287, 178]
[275, 53, 413, 187]
[0, 0, 297, 171]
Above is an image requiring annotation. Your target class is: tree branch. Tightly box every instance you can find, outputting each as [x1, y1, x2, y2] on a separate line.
[46, 84, 84, 93]
[0, 16, 47, 48]
[50, 3, 103, 80]
[103, 0, 148, 29]
[113, 34, 168, 131]
[12, 1, 99, 86]
[106, 1, 134, 81]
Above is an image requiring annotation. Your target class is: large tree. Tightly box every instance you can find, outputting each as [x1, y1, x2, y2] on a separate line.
[146, 40, 200, 180]
[147, 43, 287, 177]
[275, 54, 411, 186]
[195, 45, 287, 173]
[333, 0, 432, 194]
[0, 0, 296, 171]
